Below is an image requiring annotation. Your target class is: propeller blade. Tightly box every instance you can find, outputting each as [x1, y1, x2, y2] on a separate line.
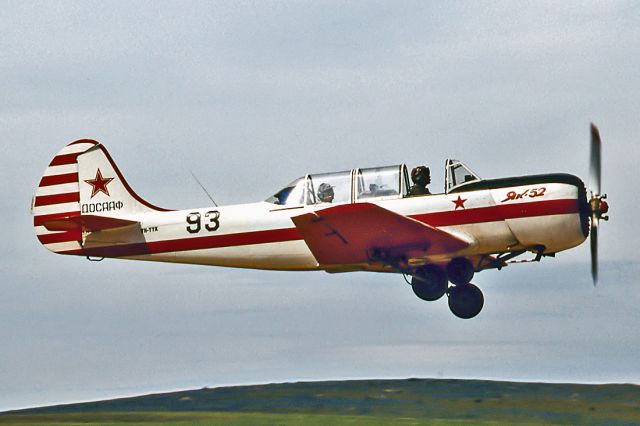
[590, 215, 599, 286]
[590, 123, 602, 196]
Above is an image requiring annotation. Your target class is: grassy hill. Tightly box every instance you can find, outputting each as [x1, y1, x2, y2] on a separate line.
[2, 378, 640, 425]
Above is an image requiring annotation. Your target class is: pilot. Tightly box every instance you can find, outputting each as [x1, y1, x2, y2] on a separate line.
[409, 166, 431, 196]
[317, 183, 335, 203]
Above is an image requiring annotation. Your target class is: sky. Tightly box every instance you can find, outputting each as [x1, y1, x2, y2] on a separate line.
[1, 0, 640, 411]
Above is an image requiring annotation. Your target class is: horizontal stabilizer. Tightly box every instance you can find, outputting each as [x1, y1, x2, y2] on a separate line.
[41, 214, 139, 232]
[292, 203, 470, 265]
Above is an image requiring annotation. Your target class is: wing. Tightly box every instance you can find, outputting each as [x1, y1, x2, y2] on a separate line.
[291, 203, 470, 266]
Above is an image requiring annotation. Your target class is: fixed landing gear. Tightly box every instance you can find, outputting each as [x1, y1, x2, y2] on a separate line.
[409, 259, 485, 319]
[446, 257, 474, 285]
[448, 283, 484, 319]
[411, 265, 447, 301]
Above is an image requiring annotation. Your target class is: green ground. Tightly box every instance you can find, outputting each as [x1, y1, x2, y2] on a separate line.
[0, 412, 547, 425]
[2, 379, 639, 425]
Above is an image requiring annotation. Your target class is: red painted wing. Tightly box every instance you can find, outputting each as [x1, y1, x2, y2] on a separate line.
[291, 203, 469, 265]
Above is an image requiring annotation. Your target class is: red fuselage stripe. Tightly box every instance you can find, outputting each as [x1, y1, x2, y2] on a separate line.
[412, 199, 580, 227]
[39, 173, 79, 187]
[56, 198, 581, 257]
[34, 192, 80, 207]
[74, 227, 303, 258]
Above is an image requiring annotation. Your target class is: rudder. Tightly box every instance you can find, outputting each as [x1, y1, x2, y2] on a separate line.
[32, 139, 169, 255]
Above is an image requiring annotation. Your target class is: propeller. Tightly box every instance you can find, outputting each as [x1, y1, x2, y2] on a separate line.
[588, 123, 609, 285]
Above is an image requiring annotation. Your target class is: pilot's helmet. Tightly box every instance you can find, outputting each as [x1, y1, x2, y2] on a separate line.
[317, 183, 335, 202]
[411, 166, 430, 186]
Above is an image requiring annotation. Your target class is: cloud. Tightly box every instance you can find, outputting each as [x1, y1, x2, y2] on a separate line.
[2, 0, 640, 411]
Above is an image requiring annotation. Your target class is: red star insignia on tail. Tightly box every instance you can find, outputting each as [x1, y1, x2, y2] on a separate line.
[84, 169, 114, 198]
[452, 195, 467, 210]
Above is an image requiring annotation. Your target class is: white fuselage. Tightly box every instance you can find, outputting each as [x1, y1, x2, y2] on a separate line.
[76, 181, 586, 272]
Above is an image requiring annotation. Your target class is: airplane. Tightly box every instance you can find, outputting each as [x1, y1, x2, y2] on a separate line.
[31, 124, 609, 319]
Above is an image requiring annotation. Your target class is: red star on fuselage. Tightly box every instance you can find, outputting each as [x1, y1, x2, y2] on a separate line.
[84, 168, 114, 198]
[452, 195, 467, 210]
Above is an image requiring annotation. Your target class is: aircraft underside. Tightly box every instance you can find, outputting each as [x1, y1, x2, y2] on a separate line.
[114, 204, 586, 319]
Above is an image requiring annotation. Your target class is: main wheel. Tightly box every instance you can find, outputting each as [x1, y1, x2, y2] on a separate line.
[446, 257, 474, 285]
[411, 265, 448, 301]
[448, 283, 484, 319]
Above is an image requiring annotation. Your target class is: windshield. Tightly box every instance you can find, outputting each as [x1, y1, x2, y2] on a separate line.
[265, 177, 306, 206]
[356, 165, 402, 200]
[307, 170, 351, 205]
[445, 160, 480, 193]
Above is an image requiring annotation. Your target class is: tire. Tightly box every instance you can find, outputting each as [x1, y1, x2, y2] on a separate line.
[446, 257, 475, 285]
[448, 283, 484, 319]
[411, 265, 448, 301]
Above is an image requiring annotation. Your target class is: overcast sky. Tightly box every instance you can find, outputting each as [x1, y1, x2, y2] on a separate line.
[1, 0, 639, 411]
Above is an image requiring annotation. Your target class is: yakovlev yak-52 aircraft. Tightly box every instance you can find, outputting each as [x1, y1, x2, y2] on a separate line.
[32, 125, 609, 319]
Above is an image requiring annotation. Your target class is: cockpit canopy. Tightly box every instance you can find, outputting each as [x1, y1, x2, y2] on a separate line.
[266, 160, 481, 206]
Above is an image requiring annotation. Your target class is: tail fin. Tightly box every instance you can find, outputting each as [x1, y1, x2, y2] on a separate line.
[32, 139, 169, 254]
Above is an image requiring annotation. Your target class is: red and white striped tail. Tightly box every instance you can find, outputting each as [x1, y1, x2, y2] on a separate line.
[32, 139, 169, 255]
